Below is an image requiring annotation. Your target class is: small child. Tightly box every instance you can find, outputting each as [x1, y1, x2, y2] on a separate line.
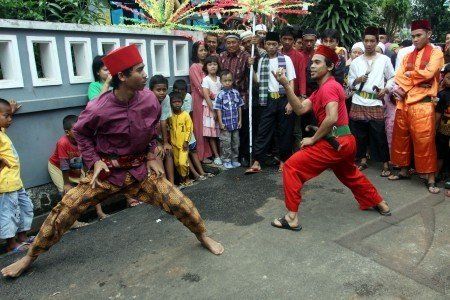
[214, 70, 244, 169]
[0, 98, 34, 253]
[436, 64, 450, 197]
[201, 55, 222, 165]
[172, 79, 213, 181]
[150, 75, 175, 185]
[48, 115, 107, 221]
[167, 92, 193, 187]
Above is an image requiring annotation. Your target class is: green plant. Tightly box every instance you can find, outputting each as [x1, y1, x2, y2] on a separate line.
[287, 0, 376, 49]
[0, 0, 107, 25]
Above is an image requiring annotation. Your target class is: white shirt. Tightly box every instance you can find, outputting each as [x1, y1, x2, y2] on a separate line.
[201, 75, 222, 98]
[257, 55, 296, 92]
[395, 45, 415, 71]
[349, 53, 395, 107]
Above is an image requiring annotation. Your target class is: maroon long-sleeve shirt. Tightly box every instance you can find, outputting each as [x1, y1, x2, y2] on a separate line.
[73, 88, 161, 186]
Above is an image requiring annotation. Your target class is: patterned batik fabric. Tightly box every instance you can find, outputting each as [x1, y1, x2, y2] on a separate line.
[28, 173, 206, 257]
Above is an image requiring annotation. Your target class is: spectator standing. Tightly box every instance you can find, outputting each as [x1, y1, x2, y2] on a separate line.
[87, 55, 111, 101]
[189, 41, 212, 162]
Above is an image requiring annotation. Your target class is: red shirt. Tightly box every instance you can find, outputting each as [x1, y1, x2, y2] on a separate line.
[282, 47, 307, 95]
[309, 76, 348, 126]
[49, 135, 83, 177]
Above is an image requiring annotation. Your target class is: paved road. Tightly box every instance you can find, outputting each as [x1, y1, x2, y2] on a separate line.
[1, 165, 449, 299]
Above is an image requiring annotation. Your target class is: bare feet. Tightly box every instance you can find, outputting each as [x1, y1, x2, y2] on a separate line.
[1, 255, 36, 278]
[197, 234, 224, 255]
[97, 212, 109, 220]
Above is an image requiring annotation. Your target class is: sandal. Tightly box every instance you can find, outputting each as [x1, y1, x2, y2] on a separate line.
[128, 199, 141, 207]
[271, 216, 302, 232]
[204, 172, 215, 178]
[245, 167, 261, 175]
[388, 173, 411, 181]
[10, 242, 30, 254]
[373, 205, 391, 216]
[426, 182, 440, 194]
[358, 162, 368, 171]
[196, 175, 207, 181]
[380, 169, 391, 177]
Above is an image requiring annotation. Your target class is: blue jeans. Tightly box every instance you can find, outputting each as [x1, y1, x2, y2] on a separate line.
[0, 188, 34, 239]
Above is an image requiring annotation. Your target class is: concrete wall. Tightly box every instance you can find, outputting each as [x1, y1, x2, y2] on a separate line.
[0, 20, 201, 191]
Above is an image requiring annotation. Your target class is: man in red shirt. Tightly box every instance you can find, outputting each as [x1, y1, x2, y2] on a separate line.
[280, 27, 308, 150]
[270, 45, 391, 231]
[2, 45, 224, 278]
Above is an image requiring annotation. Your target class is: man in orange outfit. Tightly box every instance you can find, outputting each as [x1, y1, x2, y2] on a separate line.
[389, 20, 444, 194]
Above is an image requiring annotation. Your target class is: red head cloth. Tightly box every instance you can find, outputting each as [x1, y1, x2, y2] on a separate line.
[101, 44, 143, 76]
[411, 19, 431, 31]
[314, 45, 339, 65]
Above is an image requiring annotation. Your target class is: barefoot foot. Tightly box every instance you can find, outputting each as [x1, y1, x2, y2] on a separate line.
[197, 234, 224, 255]
[1, 255, 35, 278]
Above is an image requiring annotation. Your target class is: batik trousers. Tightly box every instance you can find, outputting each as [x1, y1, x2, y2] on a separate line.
[27, 173, 206, 257]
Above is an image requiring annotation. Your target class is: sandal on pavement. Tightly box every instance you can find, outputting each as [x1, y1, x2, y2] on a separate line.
[388, 173, 411, 181]
[10, 242, 30, 254]
[380, 169, 392, 177]
[245, 167, 261, 175]
[271, 217, 302, 232]
[373, 205, 391, 216]
[426, 182, 440, 194]
[358, 162, 368, 171]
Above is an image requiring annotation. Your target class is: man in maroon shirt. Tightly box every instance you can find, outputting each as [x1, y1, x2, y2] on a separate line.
[270, 45, 391, 232]
[2, 45, 224, 278]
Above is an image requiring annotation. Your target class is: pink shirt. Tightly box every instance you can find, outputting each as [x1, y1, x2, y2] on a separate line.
[73, 88, 161, 186]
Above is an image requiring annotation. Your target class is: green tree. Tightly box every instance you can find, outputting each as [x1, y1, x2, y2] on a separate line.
[411, 0, 450, 42]
[287, 0, 375, 48]
[376, 0, 411, 37]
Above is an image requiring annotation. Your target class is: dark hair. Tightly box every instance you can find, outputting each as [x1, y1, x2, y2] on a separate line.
[149, 74, 168, 90]
[400, 39, 413, 47]
[0, 98, 10, 109]
[219, 69, 233, 80]
[173, 79, 188, 91]
[169, 91, 183, 103]
[202, 55, 221, 74]
[63, 115, 78, 131]
[321, 29, 340, 42]
[191, 41, 205, 63]
[110, 67, 132, 89]
[92, 55, 105, 82]
[324, 57, 336, 75]
[279, 26, 295, 39]
[205, 32, 218, 39]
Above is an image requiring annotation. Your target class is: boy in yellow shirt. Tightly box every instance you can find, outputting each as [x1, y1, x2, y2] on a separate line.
[0, 99, 34, 253]
[167, 92, 193, 188]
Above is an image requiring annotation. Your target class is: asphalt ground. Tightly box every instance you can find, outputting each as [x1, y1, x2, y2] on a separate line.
[1, 163, 449, 299]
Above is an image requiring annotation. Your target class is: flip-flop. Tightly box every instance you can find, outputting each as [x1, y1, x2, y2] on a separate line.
[25, 236, 35, 244]
[380, 170, 391, 177]
[10, 242, 30, 254]
[426, 182, 440, 194]
[245, 167, 261, 175]
[373, 205, 391, 216]
[388, 173, 411, 181]
[271, 217, 302, 232]
[204, 173, 215, 178]
[358, 162, 368, 171]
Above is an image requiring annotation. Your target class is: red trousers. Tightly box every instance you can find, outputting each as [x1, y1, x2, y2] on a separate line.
[283, 135, 383, 212]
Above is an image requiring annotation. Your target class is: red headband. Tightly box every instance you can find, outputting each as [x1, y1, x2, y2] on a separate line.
[411, 19, 431, 31]
[314, 45, 339, 65]
[102, 44, 143, 76]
